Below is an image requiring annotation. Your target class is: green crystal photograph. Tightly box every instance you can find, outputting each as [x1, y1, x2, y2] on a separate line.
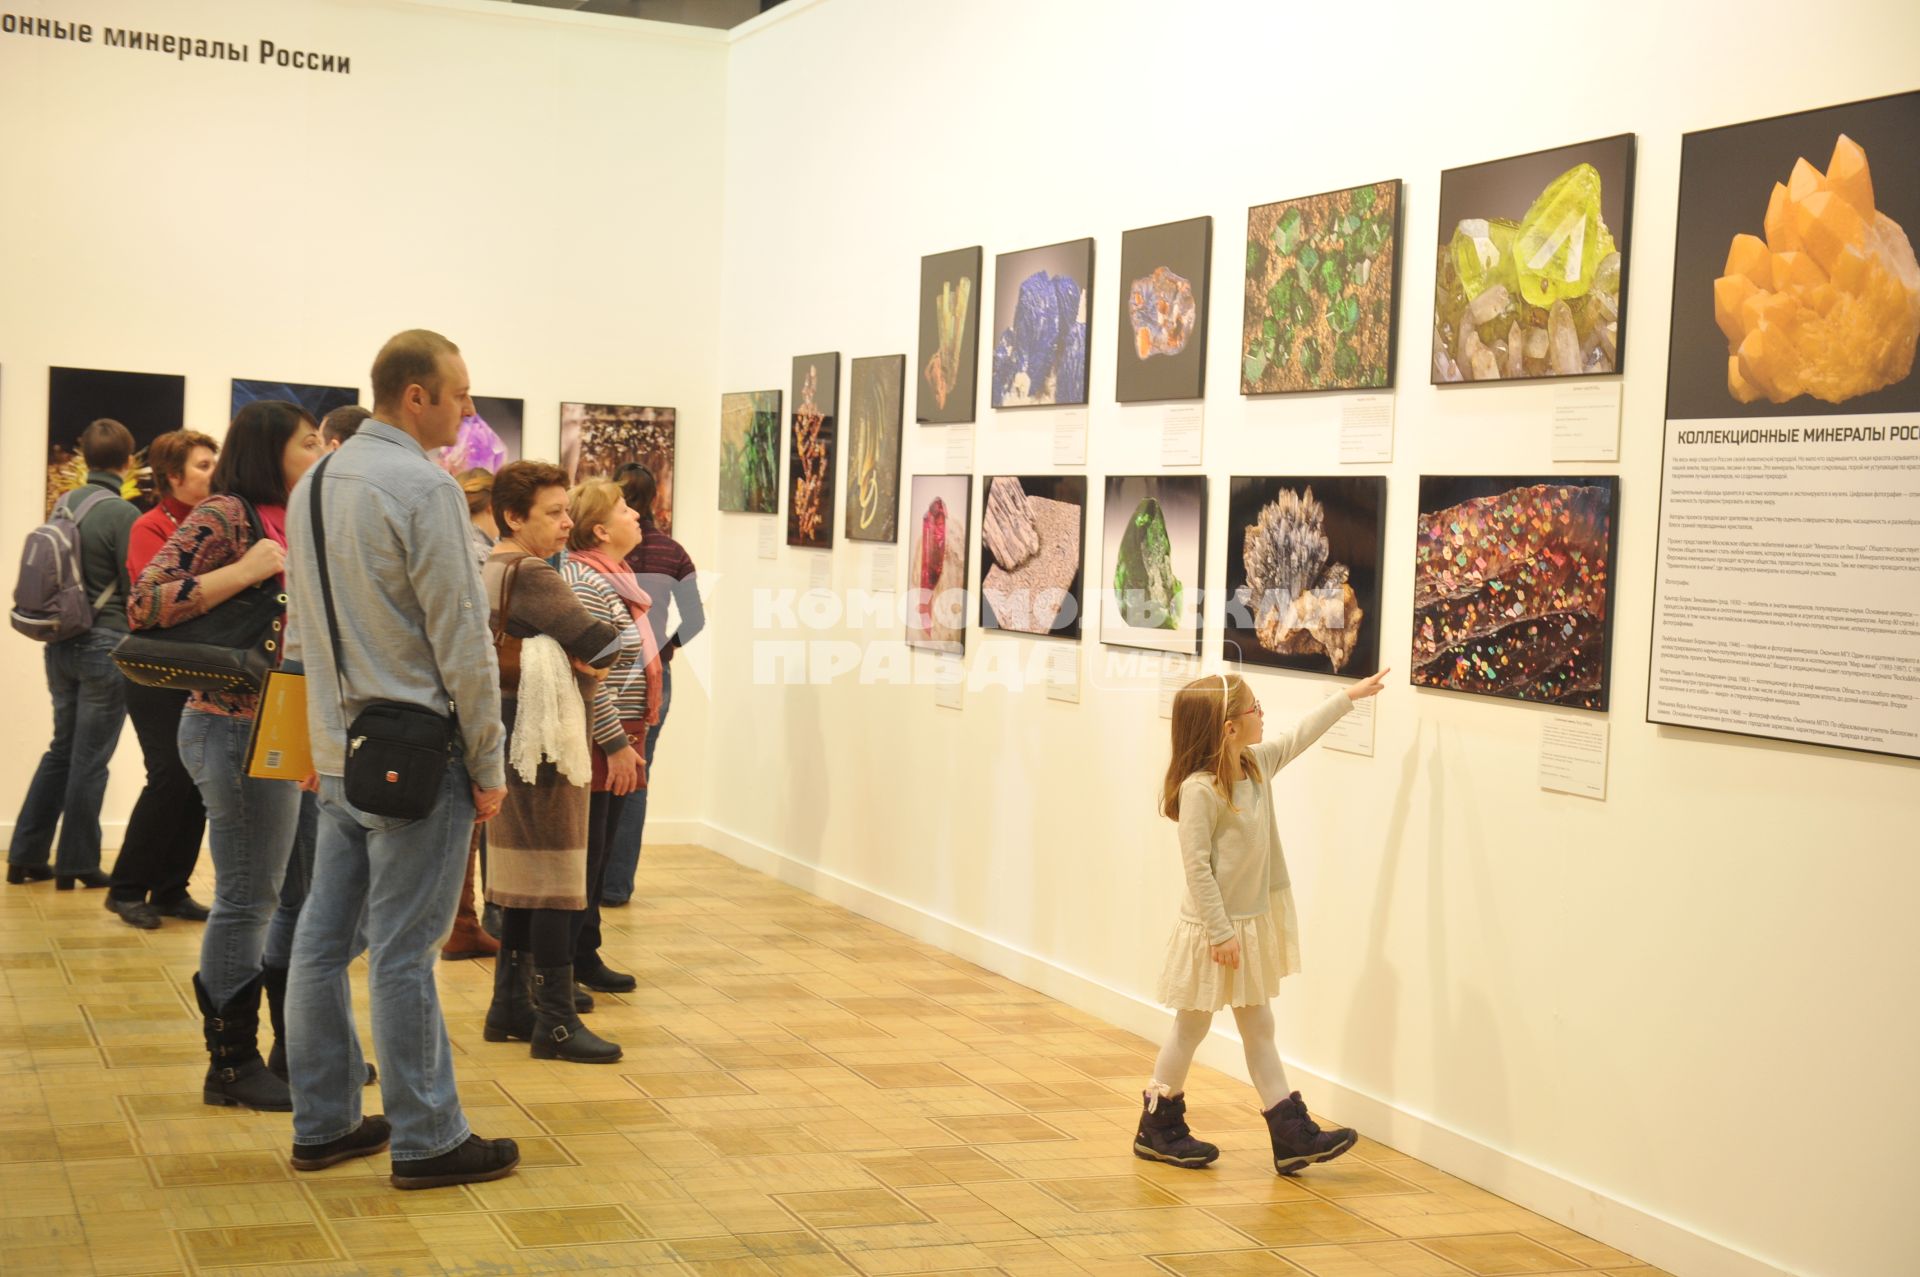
[1431, 135, 1636, 383]
[1241, 180, 1401, 394]
[917, 246, 981, 424]
[719, 389, 781, 514]
[1225, 475, 1386, 678]
[1099, 475, 1206, 655]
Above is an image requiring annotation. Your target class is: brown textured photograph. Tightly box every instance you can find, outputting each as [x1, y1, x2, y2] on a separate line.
[978, 474, 1086, 640]
[559, 402, 676, 533]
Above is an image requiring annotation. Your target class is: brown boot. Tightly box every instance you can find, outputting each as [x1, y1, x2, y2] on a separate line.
[441, 840, 499, 960]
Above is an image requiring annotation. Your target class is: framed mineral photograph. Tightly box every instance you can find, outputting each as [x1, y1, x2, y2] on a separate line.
[1225, 476, 1386, 678]
[1412, 475, 1619, 709]
[917, 246, 982, 424]
[787, 352, 840, 548]
[1116, 217, 1211, 402]
[1099, 475, 1207, 655]
[720, 389, 782, 514]
[978, 474, 1087, 640]
[1242, 181, 1401, 394]
[845, 355, 904, 543]
[906, 474, 971, 654]
[559, 402, 676, 532]
[230, 378, 357, 423]
[991, 238, 1094, 408]
[1431, 136, 1635, 383]
[46, 366, 185, 515]
[439, 395, 523, 475]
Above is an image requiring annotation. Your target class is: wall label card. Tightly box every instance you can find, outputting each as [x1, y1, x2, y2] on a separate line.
[944, 425, 975, 472]
[1046, 645, 1081, 703]
[1051, 409, 1089, 467]
[756, 518, 778, 560]
[1338, 394, 1395, 464]
[934, 654, 965, 710]
[1552, 381, 1623, 461]
[867, 545, 898, 595]
[1160, 403, 1204, 466]
[807, 551, 832, 593]
[1321, 694, 1375, 757]
[1539, 715, 1609, 799]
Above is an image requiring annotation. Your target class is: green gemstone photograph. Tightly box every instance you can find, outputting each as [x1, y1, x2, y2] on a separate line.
[1432, 135, 1636, 383]
[1241, 180, 1401, 394]
[718, 389, 781, 514]
[1099, 475, 1207, 655]
[1225, 475, 1386, 678]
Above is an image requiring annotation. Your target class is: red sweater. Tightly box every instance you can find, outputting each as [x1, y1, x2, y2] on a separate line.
[127, 495, 194, 579]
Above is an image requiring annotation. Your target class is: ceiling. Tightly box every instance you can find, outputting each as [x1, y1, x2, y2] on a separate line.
[483, 0, 789, 29]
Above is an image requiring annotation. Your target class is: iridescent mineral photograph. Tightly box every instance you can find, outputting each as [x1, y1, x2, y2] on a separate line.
[786, 353, 840, 549]
[1225, 476, 1386, 677]
[1242, 181, 1400, 394]
[979, 475, 1086, 639]
[439, 395, 522, 475]
[917, 246, 981, 424]
[990, 238, 1093, 409]
[1431, 138, 1634, 385]
[1411, 476, 1618, 710]
[845, 355, 904, 544]
[231, 378, 358, 424]
[719, 389, 781, 514]
[559, 401, 676, 532]
[1116, 217, 1211, 402]
[1667, 91, 1920, 421]
[906, 473, 971, 654]
[1100, 475, 1207, 655]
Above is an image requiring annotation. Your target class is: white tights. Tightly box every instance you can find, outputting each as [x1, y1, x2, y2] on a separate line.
[1149, 1002, 1291, 1111]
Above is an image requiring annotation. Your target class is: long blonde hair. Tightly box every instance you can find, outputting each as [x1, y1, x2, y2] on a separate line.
[1161, 673, 1262, 820]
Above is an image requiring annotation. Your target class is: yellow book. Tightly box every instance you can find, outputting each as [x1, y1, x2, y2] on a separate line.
[246, 669, 314, 780]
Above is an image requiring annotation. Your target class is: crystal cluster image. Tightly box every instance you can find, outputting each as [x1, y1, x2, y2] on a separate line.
[1713, 135, 1920, 405]
[1433, 153, 1627, 383]
[719, 389, 780, 514]
[1412, 478, 1616, 709]
[1128, 267, 1197, 360]
[1242, 181, 1399, 393]
[992, 271, 1088, 407]
[907, 475, 970, 653]
[441, 411, 507, 474]
[1238, 487, 1363, 672]
[560, 402, 676, 532]
[980, 475, 1085, 638]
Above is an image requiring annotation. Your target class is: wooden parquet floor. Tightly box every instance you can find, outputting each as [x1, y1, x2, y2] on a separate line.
[0, 844, 1670, 1276]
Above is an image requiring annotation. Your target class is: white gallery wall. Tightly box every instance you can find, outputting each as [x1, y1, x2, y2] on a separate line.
[711, 2, 1920, 1276]
[0, 0, 726, 838]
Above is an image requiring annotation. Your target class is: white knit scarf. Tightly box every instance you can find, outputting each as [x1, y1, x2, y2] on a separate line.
[507, 634, 592, 787]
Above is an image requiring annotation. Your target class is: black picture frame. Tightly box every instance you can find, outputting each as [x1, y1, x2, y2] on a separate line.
[46, 366, 185, 515]
[1224, 475, 1387, 678]
[788, 352, 841, 549]
[916, 246, 982, 424]
[977, 474, 1087, 640]
[845, 356, 905, 544]
[1116, 217, 1211, 403]
[990, 238, 1094, 409]
[906, 473, 972, 654]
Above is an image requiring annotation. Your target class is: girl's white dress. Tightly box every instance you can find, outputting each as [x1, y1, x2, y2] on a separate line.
[1155, 692, 1351, 1011]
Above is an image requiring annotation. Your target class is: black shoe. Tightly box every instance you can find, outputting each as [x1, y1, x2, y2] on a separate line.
[576, 988, 594, 1014]
[104, 896, 163, 930]
[529, 966, 621, 1064]
[194, 972, 293, 1112]
[56, 870, 111, 890]
[599, 896, 629, 908]
[1261, 1092, 1357, 1176]
[6, 865, 54, 885]
[482, 949, 535, 1043]
[291, 1116, 391, 1171]
[391, 1133, 520, 1190]
[1133, 1091, 1220, 1169]
[155, 895, 211, 922]
[573, 958, 637, 994]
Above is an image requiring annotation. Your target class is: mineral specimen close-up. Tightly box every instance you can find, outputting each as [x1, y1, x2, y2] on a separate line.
[1433, 163, 1621, 382]
[1712, 134, 1920, 405]
[1128, 267, 1196, 360]
[1236, 487, 1362, 672]
[924, 276, 971, 411]
[1113, 497, 1182, 629]
[991, 270, 1087, 406]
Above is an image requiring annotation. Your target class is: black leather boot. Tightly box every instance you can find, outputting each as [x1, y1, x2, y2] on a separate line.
[262, 964, 290, 1081]
[1132, 1090, 1220, 1168]
[482, 950, 535, 1043]
[1261, 1092, 1357, 1175]
[573, 955, 637, 994]
[529, 966, 621, 1064]
[194, 973, 292, 1111]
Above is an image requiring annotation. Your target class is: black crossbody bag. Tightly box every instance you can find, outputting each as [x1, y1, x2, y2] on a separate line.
[309, 453, 456, 819]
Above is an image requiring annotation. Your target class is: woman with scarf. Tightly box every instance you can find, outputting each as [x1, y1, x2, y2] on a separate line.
[558, 481, 659, 996]
[478, 461, 624, 1064]
[129, 400, 323, 1110]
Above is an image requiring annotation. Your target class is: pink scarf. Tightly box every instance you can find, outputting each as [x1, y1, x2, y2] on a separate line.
[572, 546, 663, 726]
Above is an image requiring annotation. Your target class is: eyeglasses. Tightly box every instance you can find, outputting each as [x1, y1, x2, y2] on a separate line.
[1240, 700, 1263, 718]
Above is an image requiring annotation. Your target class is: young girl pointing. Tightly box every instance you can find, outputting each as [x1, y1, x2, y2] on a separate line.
[1136, 669, 1388, 1175]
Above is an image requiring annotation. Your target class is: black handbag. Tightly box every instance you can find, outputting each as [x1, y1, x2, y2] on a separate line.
[309, 453, 456, 820]
[112, 499, 287, 693]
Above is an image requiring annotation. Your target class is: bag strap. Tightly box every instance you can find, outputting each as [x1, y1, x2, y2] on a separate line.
[492, 556, 524, 645]
[62, 487, 121, 613]
[308, 454, 354, 728]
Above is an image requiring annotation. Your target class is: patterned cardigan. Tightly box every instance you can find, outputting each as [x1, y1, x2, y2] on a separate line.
[128, 494, 280, 719]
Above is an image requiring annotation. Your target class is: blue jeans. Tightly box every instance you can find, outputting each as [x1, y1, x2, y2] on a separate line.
[9, 631, 130, 876]
[178, 710, 301, 1005]
[602, 664, 670, 904]
[287, 760, 475, 1161]
[268, 791, 320, 963]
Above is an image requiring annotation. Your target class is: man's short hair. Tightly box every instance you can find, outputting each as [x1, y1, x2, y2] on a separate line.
[321, 404, 371, 446]
[79, 418, 137, 471]
[370, 329, 460, 409]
